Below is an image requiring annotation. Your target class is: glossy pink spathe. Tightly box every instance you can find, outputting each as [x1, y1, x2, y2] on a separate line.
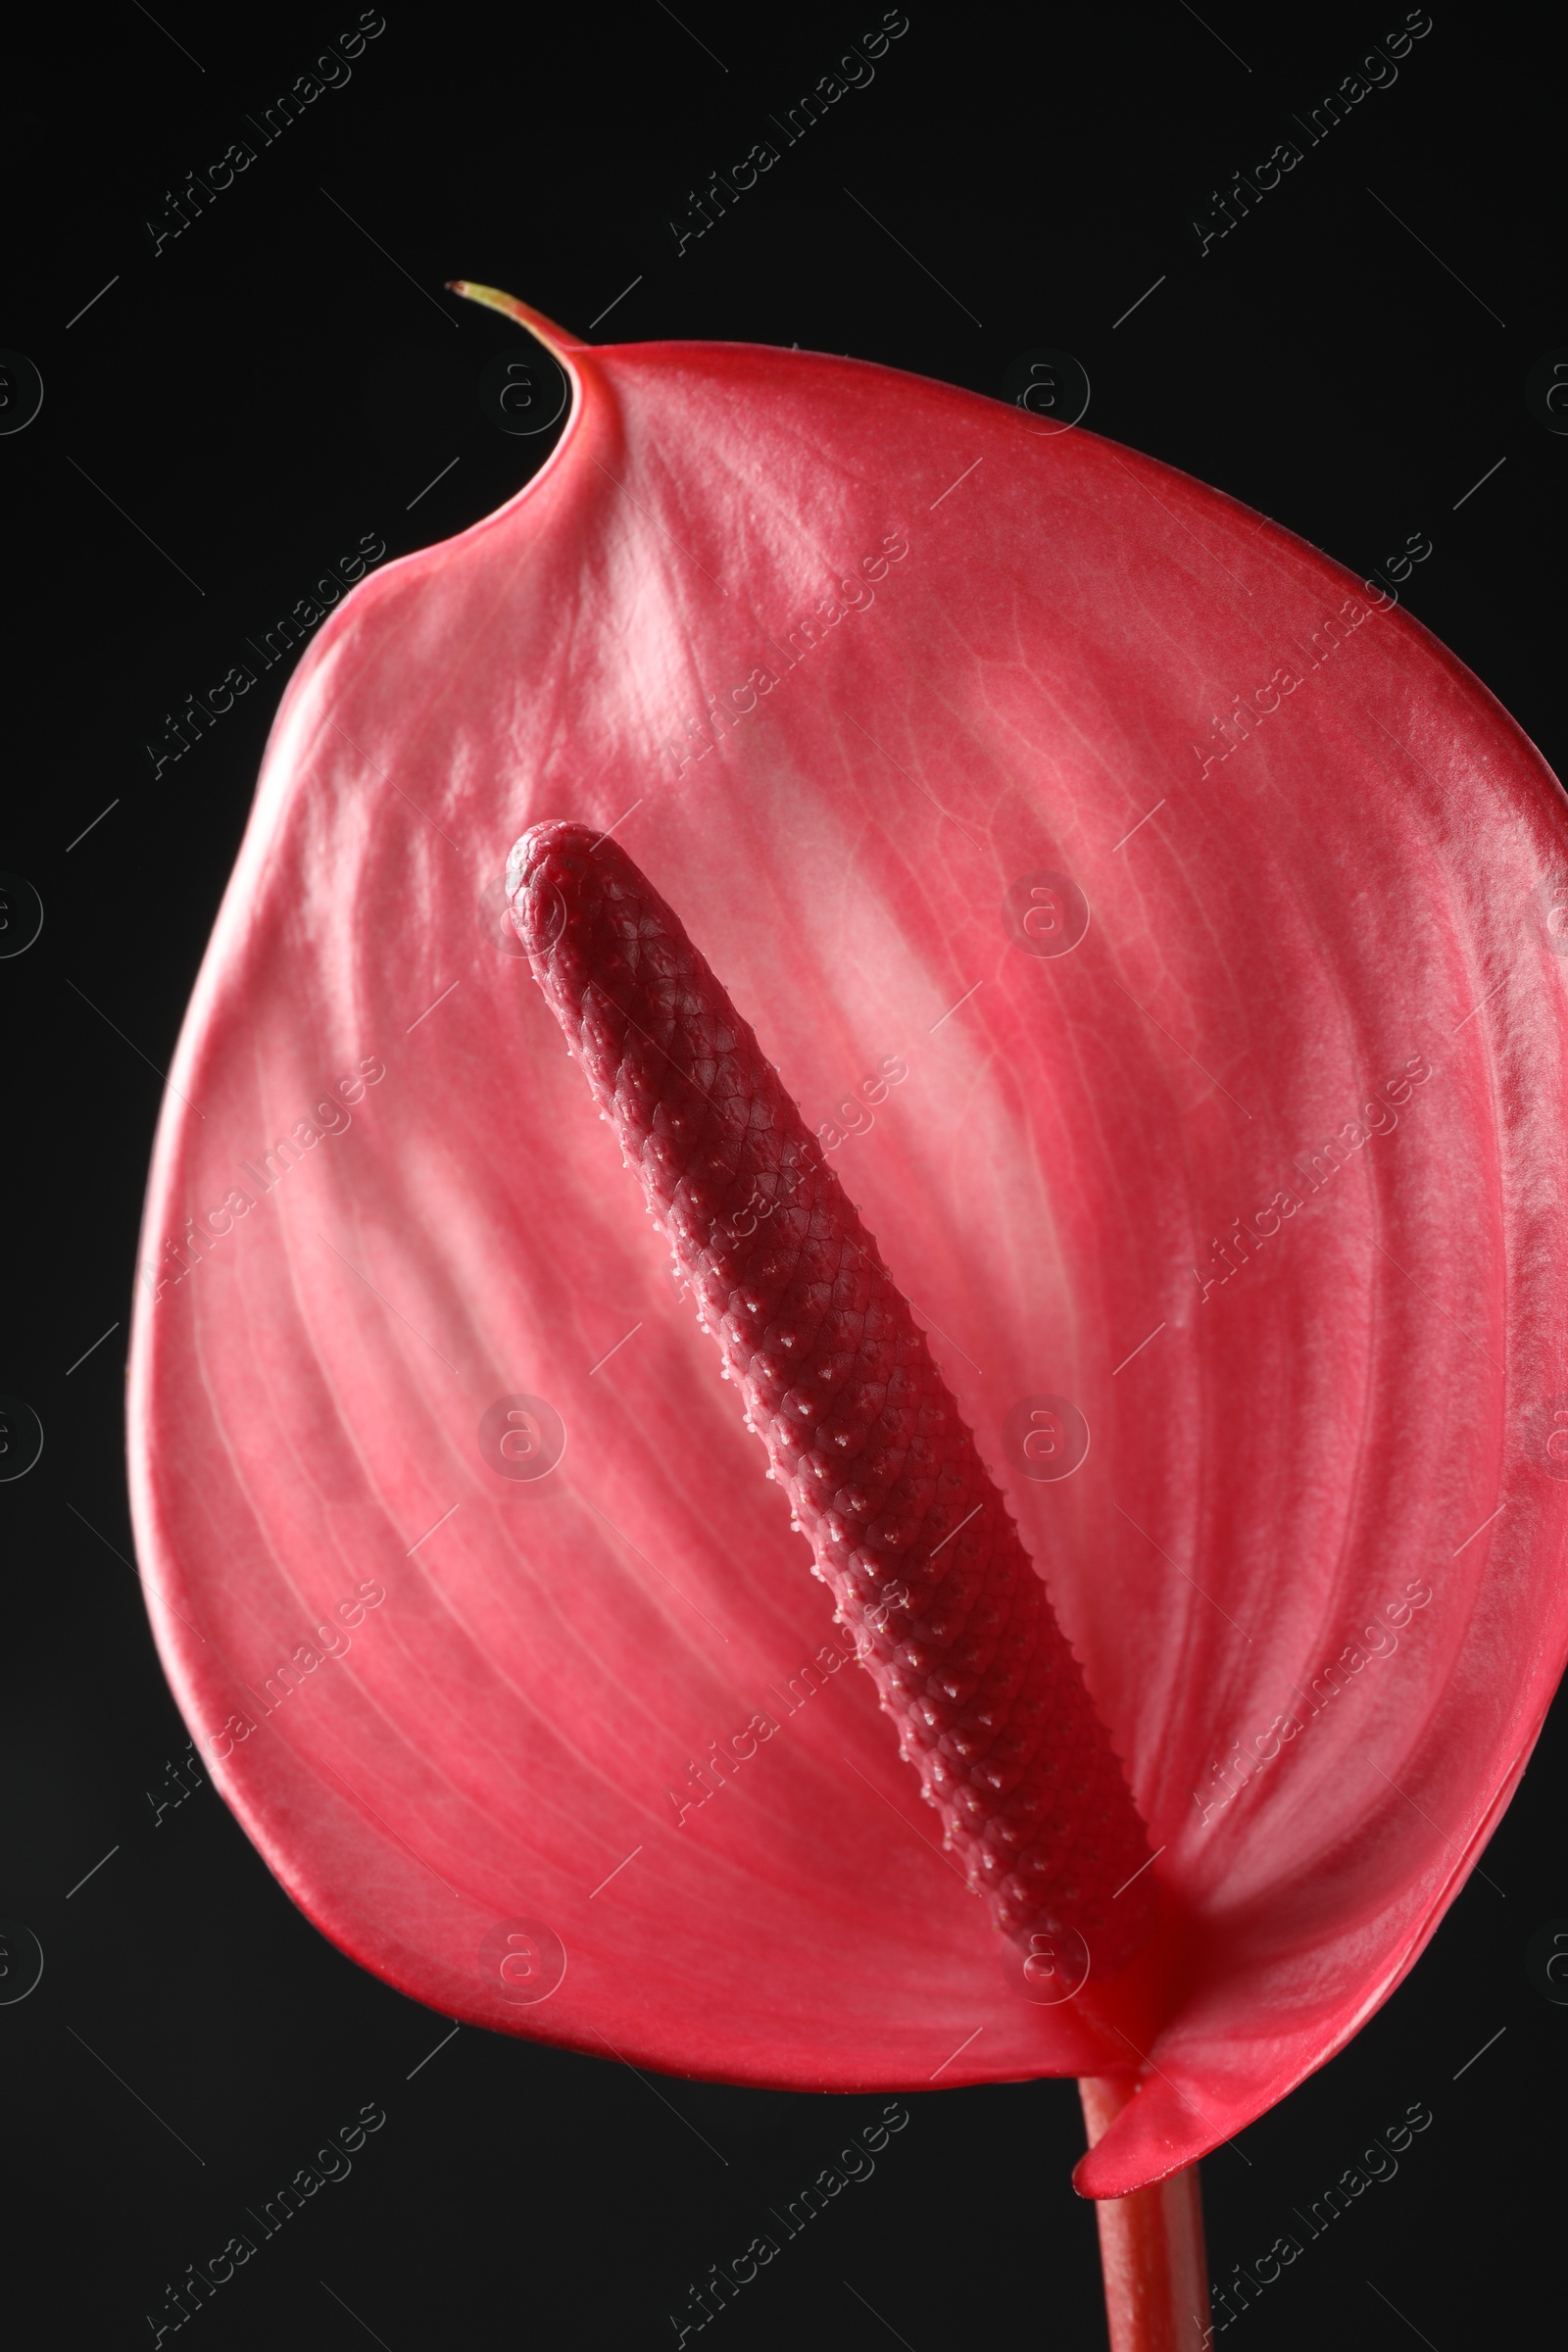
[128, 292, 1568, 2196]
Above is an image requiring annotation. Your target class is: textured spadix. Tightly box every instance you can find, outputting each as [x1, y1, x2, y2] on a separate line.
[129, 292, 1568, 2196]
[509, 818, 1158, 1972]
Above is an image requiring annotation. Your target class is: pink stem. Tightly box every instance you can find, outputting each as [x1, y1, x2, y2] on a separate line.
[1079, 2077, 1209, 2352]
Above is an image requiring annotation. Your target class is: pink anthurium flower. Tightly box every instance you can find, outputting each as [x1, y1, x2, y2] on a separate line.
[129, 289, 1568, 2342]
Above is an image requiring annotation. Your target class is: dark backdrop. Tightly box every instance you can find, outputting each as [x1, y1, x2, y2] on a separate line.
[3, 3, 1564, 2346]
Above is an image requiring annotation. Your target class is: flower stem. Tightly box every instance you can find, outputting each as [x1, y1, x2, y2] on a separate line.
[1079, 2077, 1209, 2351]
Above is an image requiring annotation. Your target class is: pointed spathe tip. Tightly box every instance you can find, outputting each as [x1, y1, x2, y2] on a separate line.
[446, 280, 587, 357]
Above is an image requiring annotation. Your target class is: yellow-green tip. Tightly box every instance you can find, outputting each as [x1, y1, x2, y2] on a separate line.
[446, 282, 585, 358]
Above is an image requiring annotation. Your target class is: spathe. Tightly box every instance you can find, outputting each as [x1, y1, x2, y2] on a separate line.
[128, 292, 1568, 2198]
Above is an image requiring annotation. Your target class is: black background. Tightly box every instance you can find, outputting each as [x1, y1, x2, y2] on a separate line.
[4, 2, 1565, 2345]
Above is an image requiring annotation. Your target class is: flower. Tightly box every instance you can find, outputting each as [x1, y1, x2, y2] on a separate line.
[128, 291, 1568, 2198]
